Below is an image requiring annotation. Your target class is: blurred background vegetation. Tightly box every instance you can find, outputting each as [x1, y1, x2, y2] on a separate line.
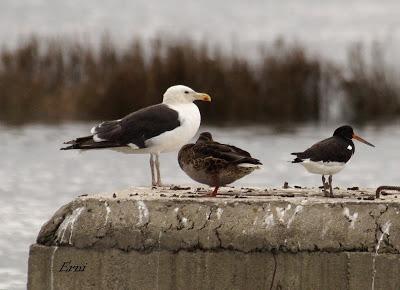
[0, 36, 399, 125]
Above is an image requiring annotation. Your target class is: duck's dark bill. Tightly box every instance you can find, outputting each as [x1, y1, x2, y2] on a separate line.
[353, 134, 375, 147]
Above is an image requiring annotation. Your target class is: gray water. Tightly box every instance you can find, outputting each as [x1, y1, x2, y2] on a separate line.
[1, 0, 400, 62]
[0, 123, 399, 289]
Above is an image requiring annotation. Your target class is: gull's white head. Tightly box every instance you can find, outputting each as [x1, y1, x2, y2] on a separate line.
[162, 85, 211, 104]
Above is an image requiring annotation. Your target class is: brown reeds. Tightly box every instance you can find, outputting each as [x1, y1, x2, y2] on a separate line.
[0, 36, 398, 125]
[341, 43, 400, 123]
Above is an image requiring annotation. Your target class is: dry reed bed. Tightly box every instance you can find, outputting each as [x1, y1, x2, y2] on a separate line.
[0, 37, 398, 124]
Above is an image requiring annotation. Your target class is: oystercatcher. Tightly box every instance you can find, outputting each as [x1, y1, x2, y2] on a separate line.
[291, 125, 374, 197]
[178, 132, 262, 197]
[61, 85, 211, 187]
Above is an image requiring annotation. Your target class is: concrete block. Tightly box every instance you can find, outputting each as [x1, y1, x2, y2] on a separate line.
[28, 187, 400, 289]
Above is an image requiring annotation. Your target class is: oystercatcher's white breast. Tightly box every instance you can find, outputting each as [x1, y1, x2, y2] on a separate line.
[301, 160, 346, 175]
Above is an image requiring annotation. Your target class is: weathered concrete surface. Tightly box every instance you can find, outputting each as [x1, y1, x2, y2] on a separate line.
[28, 245, 400, 290]
[28, 186, 400, 290]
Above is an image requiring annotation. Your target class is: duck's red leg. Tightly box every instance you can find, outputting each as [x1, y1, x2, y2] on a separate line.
[209, 186, 219, 197]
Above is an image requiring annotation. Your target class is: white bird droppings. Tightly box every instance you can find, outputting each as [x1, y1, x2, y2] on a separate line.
[287, 205, 304, 229]
[263, 213, 275, 229]
[104, 202, 111, 227]
[372, 221, 392, 290]
[276, 204, 291, 223]
[253, 216, 259, 226]
[216, 208, 224, 220]
[137, 201, 149, 226]
[343, 207, 358, 229]
[321, 220, 332, 238]
[376, 221, 391, 254]
[56, 207, 85, 245]
[205, 210, 212, 220]
[275, 207, 285, 222]
[50, 246, 58, 290]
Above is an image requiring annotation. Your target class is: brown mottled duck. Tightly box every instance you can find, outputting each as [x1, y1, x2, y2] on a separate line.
[178, 132, 262, 197]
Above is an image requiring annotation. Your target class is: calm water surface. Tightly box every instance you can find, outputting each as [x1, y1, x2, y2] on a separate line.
[0, 123, 399, 289]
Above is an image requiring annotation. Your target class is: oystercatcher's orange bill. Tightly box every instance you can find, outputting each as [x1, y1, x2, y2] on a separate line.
[352, 134, 375, 147]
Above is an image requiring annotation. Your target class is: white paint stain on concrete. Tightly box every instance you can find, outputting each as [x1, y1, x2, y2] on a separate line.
[287, 205, 303, 229]
[216, 208, 224, 220]
[343, 207, 358, 229]
[56, 207, 85, 245]
[372, 221, 392, 290]
[137, 201, 149, 226]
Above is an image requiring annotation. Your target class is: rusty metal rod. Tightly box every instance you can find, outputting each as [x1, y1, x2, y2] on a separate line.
[376, 186, 400, 198]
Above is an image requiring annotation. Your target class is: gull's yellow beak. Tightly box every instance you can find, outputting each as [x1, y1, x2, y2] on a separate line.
[195, 93, 211, 102]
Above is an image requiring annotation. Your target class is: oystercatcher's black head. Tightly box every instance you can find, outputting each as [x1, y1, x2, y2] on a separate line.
[333, 125, 354, 139]
[333, 125, 375, 147]
[197, 132, 213, 143]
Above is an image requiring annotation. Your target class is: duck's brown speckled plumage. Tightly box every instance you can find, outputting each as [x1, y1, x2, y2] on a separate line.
[178, 132, 262, 196]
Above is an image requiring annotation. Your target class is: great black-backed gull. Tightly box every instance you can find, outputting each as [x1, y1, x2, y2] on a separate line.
[291, 125, 374, 197]
[61, 85, 211, 186]
[178, 132, 262, 197]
